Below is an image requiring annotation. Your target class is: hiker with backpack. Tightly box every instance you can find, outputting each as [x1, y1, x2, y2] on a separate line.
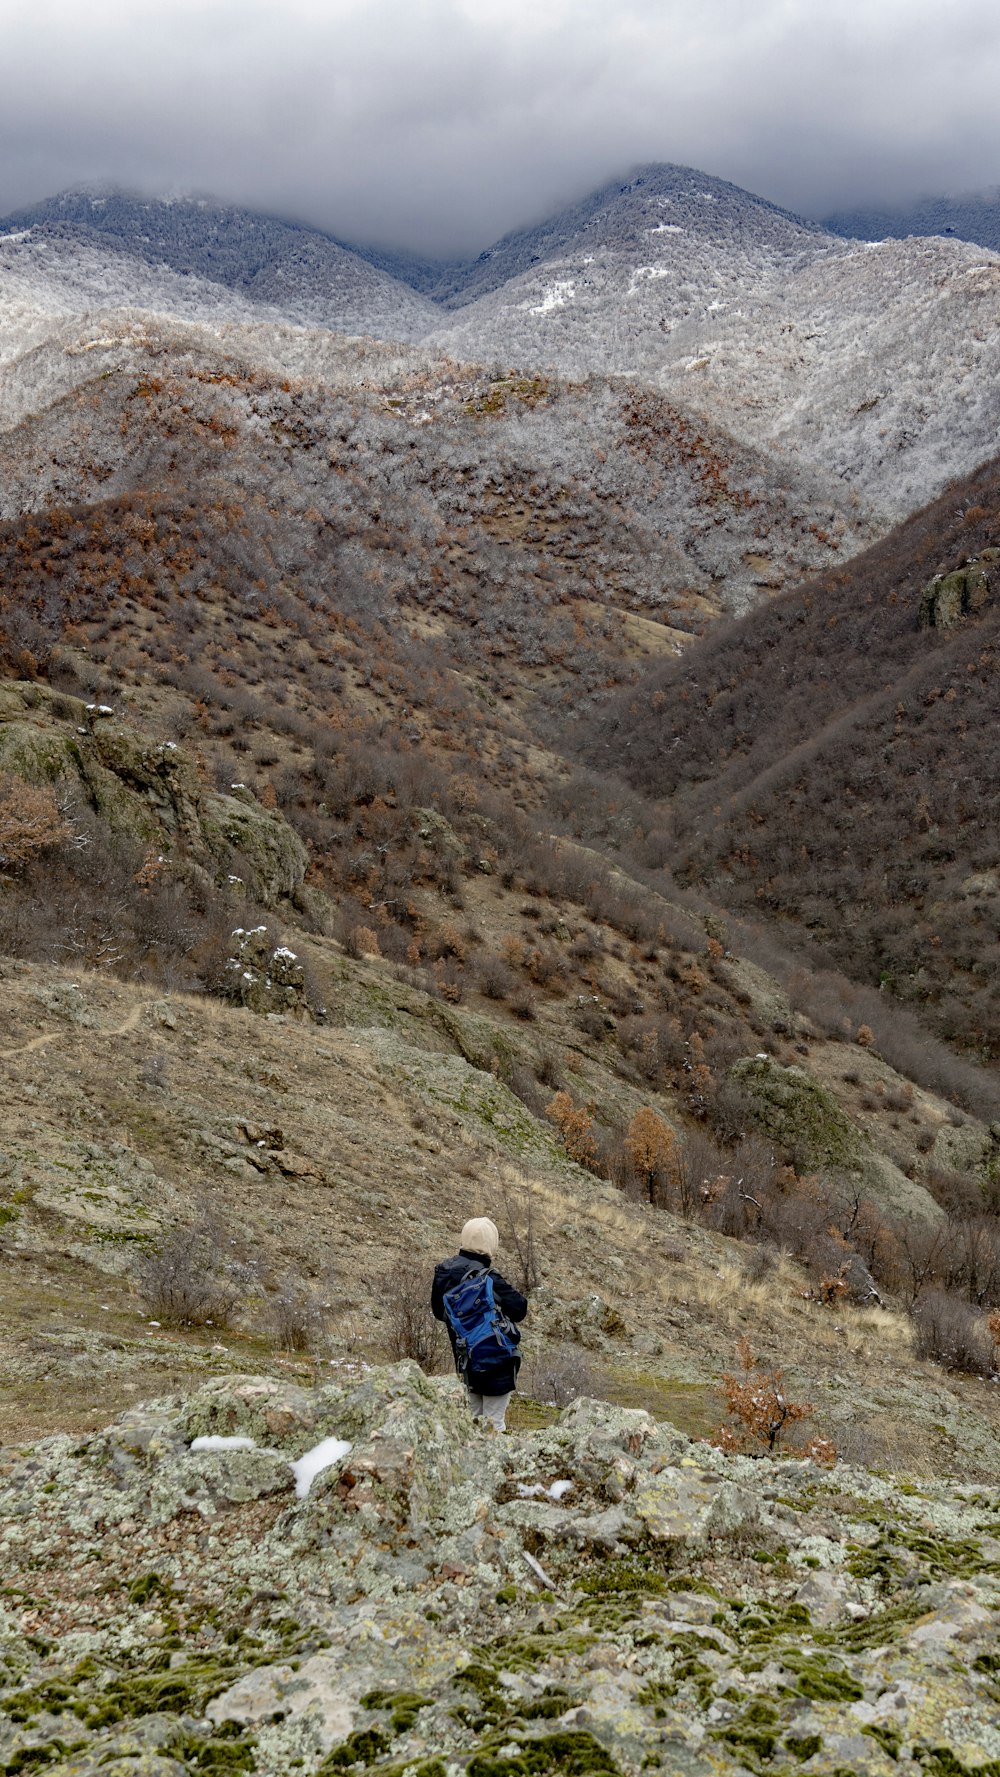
[431, 1217, 528, 1431]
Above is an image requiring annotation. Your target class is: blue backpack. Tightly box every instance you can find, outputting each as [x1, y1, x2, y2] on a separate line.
[442, 1265, 519, 1383]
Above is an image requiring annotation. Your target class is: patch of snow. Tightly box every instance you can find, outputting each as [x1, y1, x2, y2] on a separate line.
[273, 946, 298, 961]
[630, 266, 671, 292]
[517, 1477, 574, 1501]
[528, 279, 575, 316]
[290, 1435, 353, 1500]
[190, 1435, 258, 1452]
[647, 224, 684, 236]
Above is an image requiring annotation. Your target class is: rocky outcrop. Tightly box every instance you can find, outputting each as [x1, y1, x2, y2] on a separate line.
[224, 926, 310, 1017]
[3, 1362, 1000, 1775]
[918, 548, 1000, 628]
[0, 681, 306, 903]
[731, 1055, 941, 1223]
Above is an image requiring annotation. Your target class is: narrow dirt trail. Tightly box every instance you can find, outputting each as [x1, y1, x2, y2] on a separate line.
[1, 998, 148, 1062]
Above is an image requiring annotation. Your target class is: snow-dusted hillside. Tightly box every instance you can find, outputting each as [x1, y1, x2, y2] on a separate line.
[424, 167, 1000, 515]
[424, 162, 833, 362]
[0, 192, 439, 341]
[5, 165, 1000, 524]
[825, 187, 1000, 254]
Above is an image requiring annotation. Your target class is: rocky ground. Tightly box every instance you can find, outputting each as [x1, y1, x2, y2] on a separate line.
[3, 1363, 1000, 1777]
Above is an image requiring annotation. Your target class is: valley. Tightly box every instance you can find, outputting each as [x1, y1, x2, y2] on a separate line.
[2, 160, 1000, 1777]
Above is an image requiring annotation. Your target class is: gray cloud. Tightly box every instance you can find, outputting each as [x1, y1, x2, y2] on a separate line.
[4, 0, 1000, 253]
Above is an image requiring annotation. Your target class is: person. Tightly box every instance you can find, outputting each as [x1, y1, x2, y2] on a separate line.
[431, 1216, 528, 1430]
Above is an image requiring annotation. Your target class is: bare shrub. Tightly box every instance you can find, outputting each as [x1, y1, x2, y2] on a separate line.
[912, 1289, 994, 1376]
[675, 1127, 730, 1218]
[535, 1049, 562, 1090]
[383, 1263, 450, 1373]
[521, 1341, 597, 1408]
[493, 1168, 544, 1294]
[267, 1273, 329, 1352]
[476, 952, 518, 1001]
[134, 1222, 243, 1328]
[739, 1243, 777, 1284]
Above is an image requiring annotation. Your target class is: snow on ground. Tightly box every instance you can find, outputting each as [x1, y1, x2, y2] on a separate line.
[528, 280, 575, 316]
[290, 1437, 353, 1500]
[191, 1435, 258, 1452]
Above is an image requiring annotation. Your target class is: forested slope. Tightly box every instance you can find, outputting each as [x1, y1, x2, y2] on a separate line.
[585, 456, 1000, 1056]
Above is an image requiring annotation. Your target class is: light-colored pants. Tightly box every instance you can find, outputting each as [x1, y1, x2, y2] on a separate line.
[467, 1388, 512, 1430]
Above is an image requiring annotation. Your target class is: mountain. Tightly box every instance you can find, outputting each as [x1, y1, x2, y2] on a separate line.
[583, 449, 1000, 1064]
[0, 188, 440, 340]
[825, 189, 1000, 254]
[424, 166, 1000, 519]
[8, 169, 1000, 526]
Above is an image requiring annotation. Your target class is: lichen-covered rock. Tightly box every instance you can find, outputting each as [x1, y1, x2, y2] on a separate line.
[0, 680, 306, 905]
[200, 793, 308, 901]
[919, 548, 1000, 628]
[224, 926, 309, 1016]
[4, 1365, 1000, 1777]
[633, 1465, 762, 1546]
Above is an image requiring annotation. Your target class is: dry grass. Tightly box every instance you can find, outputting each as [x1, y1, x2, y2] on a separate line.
[3, 953, 1000, 1476]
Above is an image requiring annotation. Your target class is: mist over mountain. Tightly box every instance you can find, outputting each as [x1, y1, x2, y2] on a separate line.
[825, 189, 1000, 254]
[0, 189, 440, 341]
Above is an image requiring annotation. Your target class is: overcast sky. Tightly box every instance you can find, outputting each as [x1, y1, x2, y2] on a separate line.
[5, 0, 1000, 255]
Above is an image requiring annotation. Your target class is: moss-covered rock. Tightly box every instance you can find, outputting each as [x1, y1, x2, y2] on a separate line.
[918, 548, 1000, 629]
[730, 1056, 940, 1222]
[6, 1365, 1000, 1777]
[0, 680, 306, 904]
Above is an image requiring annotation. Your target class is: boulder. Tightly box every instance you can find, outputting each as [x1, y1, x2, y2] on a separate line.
[730, 1055, 941, 1222]
[919, 548, 1000, 629]
[224, 927, 309, 1017]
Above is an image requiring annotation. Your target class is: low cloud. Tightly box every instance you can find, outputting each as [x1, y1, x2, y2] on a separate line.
[3, 0, 1000, 253]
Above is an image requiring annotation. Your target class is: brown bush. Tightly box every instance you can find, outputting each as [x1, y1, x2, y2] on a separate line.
[624, 1106, 680, 1205]
[714, 1336, 820, 1455]
[547, 1091, 598, 1169]
[0, 774, 70, 870]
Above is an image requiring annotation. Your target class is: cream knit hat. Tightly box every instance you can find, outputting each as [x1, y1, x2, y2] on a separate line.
[460, 1216, 499, 1260]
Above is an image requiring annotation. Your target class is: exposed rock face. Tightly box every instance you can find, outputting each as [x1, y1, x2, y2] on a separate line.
[0, 681, 306, 903]
[224, 926, 310, 1017]
[919, 548, 1000, 628]
[3, 1362, 1000, 1776]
